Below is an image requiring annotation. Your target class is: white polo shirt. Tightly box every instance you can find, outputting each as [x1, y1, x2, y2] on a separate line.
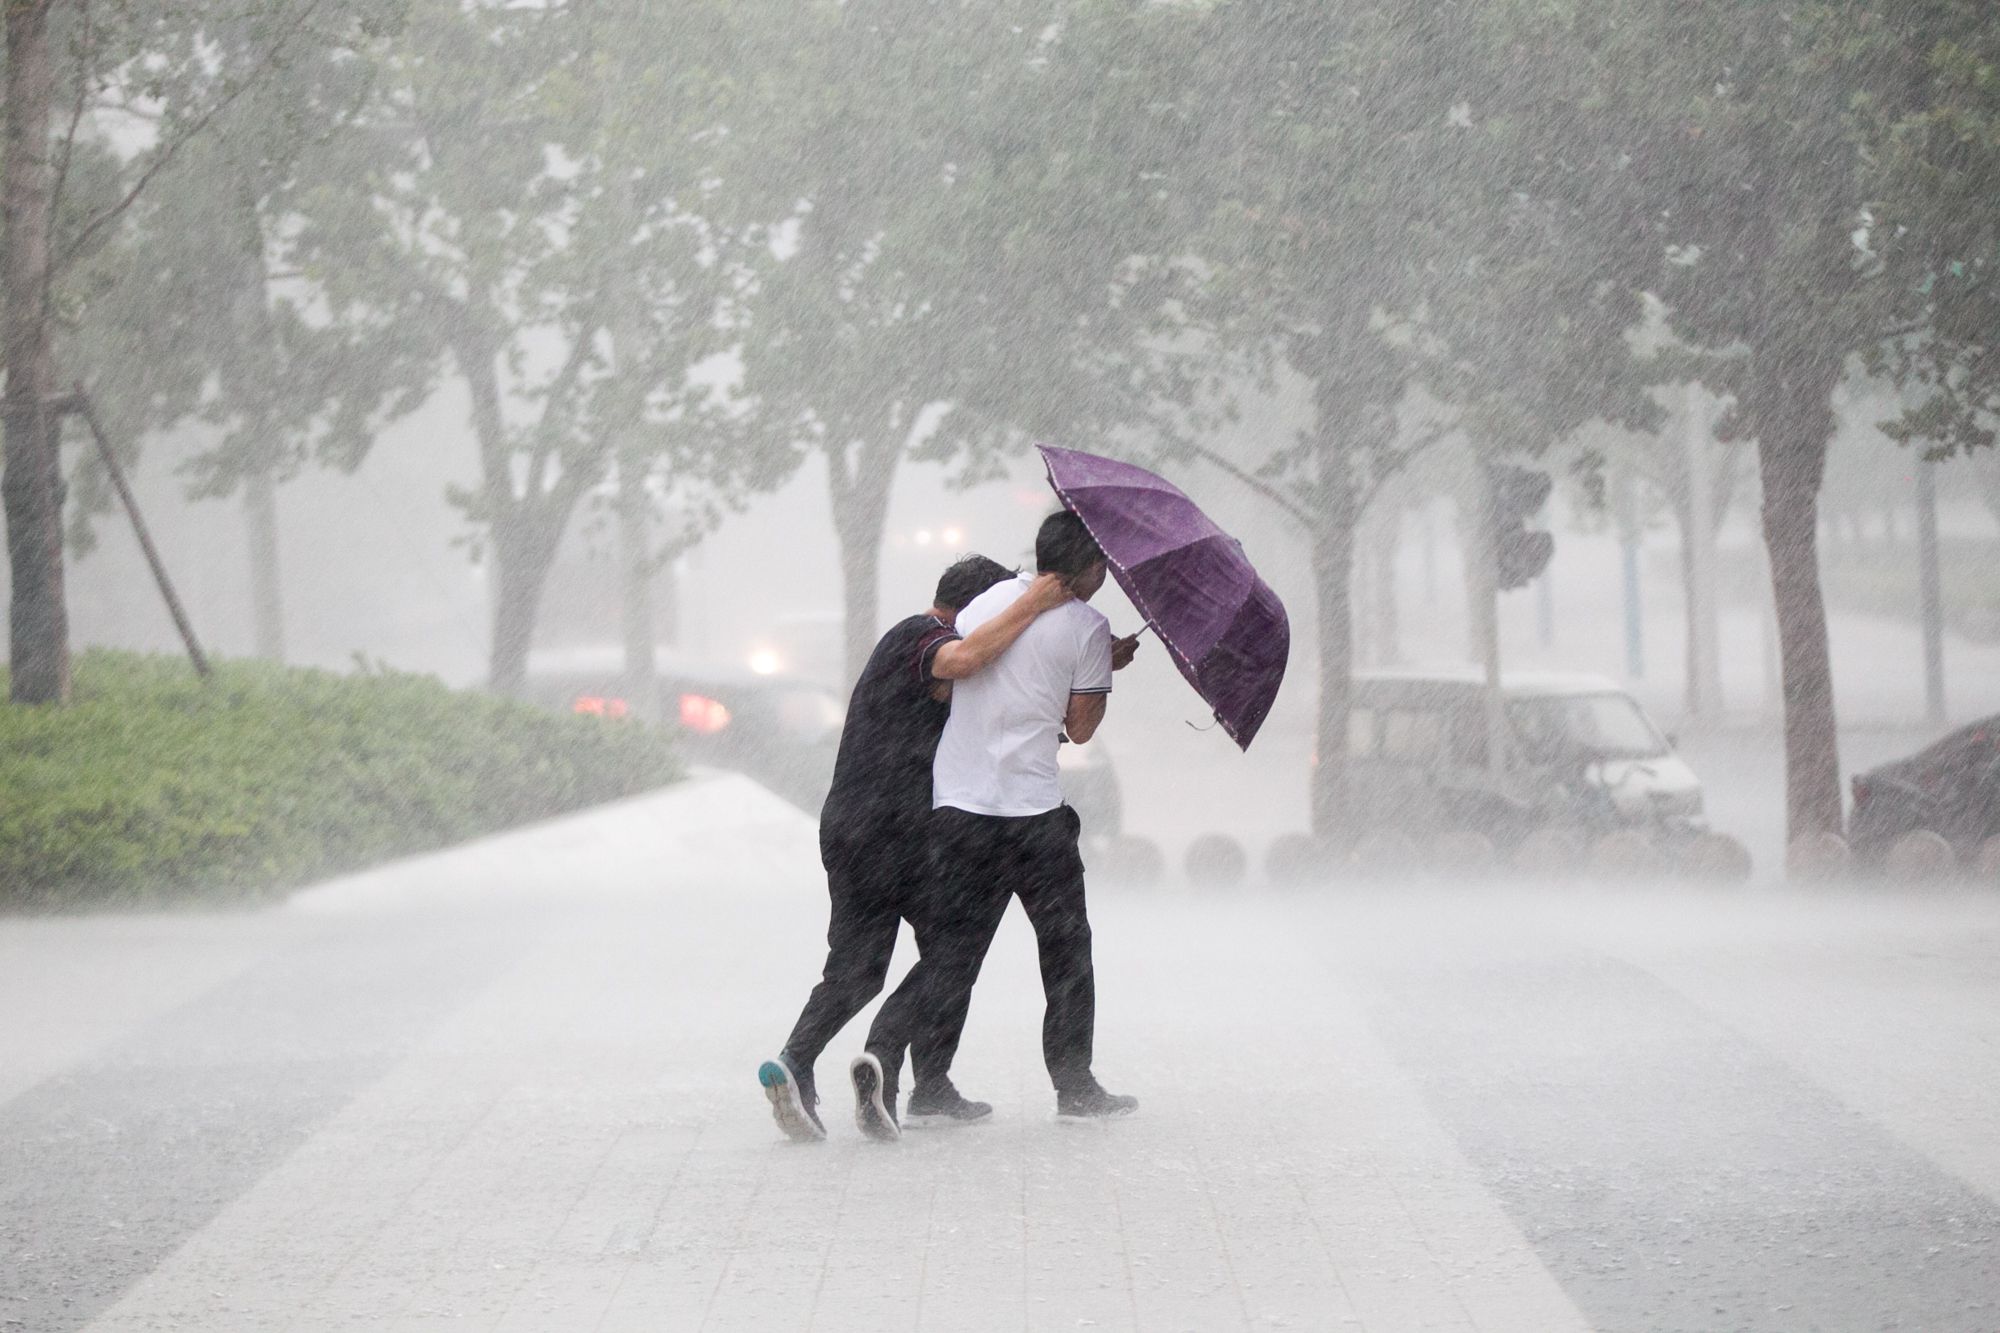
[932, 574, 1115, 817]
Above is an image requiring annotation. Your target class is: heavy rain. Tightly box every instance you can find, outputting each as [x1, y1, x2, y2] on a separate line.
[2, 2, 1998, 1329]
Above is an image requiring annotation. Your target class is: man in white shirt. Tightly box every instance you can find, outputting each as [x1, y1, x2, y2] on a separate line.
[852, 511, 1139, 1134]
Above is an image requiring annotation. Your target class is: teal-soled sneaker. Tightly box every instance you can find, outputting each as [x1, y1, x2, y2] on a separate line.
[759, 1056, 826, 1143]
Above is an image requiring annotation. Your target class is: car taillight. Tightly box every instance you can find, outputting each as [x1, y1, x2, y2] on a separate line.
[574, 695, 629, 719]
[1852, 777, 1870, 809]
[679, 693, 731, 735]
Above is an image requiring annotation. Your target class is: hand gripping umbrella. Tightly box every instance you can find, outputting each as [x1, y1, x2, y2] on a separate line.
[1038, 444, 1290, 749]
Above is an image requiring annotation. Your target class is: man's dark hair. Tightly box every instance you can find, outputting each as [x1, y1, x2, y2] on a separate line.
[1035, 510, 1103, 578]
[934, 554, 1017, 612]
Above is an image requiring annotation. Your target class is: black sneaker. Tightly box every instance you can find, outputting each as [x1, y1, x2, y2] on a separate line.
[903, 1082, 994, 1128]
[1055, 1080, 1138, 1120]
[849, 1052, 901, 1142]
[758, 1056, 826, 1143]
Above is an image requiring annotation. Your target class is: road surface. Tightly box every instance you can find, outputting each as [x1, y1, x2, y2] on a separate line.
[3, 772, 1997, 1331]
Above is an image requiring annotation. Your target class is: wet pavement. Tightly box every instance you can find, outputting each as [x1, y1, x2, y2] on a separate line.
[3, 772, 1997, 1331]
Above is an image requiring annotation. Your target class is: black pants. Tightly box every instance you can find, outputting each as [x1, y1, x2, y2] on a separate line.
[780, 815, 946, 1087]
[867, 804, 1095, 1096]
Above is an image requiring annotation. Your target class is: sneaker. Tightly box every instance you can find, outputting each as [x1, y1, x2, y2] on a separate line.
[903, 1082, 994, 1129]
[758, 1057, 825, 1143]
[1055, 1080, 1138, 1120]
[849, 1052, 901, 1142]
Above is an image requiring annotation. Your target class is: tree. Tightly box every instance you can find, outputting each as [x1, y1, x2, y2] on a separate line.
[6, 0, 74, 702]
[1497, 1, 1850, 837]
[4, 0, 377, 702]
[62, 2, 424, 664]
[1853, 3, 1998, 466]
[1600, 381, 1751, 723]
[1154, 0, 1645, 836]
[288, 0, 790, 696]
[732, 0, 1187, 683]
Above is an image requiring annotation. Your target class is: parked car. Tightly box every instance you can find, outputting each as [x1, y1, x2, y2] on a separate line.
[1344, 670, 1707, 849]
[529, 642, 1154, 840]
[1849, 716, 2000, 865]
[525, 649, 844, 814]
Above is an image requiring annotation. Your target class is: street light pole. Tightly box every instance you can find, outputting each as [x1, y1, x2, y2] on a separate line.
[1615, 466, 1644, 679]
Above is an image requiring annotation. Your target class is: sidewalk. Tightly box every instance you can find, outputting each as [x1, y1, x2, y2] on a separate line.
[3, 773, 1586, 1333]
[8, 775, 2000, 1331]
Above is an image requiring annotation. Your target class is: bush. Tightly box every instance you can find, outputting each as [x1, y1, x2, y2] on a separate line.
[0, 651, 682, 910]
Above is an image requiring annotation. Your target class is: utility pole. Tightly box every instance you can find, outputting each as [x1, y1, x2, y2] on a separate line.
[1474, 537, 1505, 775]
[1615, 466, 1644, 679]
[1915, 458, 1945, 727]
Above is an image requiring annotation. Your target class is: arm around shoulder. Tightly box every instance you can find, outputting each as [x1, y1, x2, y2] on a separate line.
[930, 574, 1073, 680]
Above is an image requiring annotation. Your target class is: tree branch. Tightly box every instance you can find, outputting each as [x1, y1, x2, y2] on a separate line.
[56, 0, 330, 272]
[1868, 319, 1930, 349]
[526, 317, 604, 496]
[1180, 441, 1316, 529]
[442, 314, 512, 518]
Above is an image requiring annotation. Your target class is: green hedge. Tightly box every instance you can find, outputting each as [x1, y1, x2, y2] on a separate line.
[0, 651, 682, 910]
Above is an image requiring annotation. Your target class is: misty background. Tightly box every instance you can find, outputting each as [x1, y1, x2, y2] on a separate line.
[3, 0, 1996, 875]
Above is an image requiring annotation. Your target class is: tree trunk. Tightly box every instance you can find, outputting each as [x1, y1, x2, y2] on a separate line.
[1674, 496, 1703, 718]
[244, 462, 285, 661]
[827, 433, 899, 686]
[487, 507, 566, 698]
[1350, 539, 1373, 665]
[835, 513, 884, 687]
[1309, 489, 1358, 841]
[1372, 510, 1399, 665]
[1758, 428, 1843, 840]
[3, 0, 68, 704]
[618, 457, 655, 718]
[1614, 468, 1644, 678]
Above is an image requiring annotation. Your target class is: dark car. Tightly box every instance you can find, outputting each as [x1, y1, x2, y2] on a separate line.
[528, 648, 1131, 831]
[526, 650, 845, 814]
[1850, 717, 2000, 864]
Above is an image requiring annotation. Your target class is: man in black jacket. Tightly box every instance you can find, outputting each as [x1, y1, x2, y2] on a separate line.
[758, 555, 1070, 1142]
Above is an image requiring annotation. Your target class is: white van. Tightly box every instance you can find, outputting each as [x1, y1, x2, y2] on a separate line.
[1345, 670, 1705, 846]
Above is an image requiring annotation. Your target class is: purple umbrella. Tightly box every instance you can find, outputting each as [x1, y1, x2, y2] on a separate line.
[1038, 444, 1290, 750]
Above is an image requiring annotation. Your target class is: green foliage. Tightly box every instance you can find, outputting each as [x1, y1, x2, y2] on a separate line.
[279, 0, 795, 690]
[1851, 1, 2000, 459]
[722, 0, 1192, 674]
[0, 651, 680, 911]
[53, 0, 422, 549]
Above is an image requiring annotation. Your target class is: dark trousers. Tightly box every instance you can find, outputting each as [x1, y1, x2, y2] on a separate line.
[780, 815, 941, 1085]
[867, 804, 1095, 1095]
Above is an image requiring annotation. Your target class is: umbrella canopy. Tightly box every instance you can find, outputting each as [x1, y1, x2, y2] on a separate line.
[1038, 444, 1290, 749]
